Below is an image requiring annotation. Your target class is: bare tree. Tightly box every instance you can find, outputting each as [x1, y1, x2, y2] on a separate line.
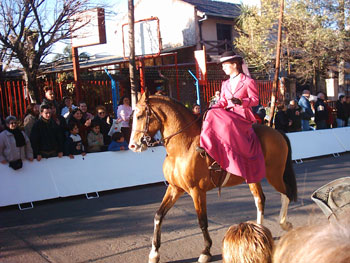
[0, 0, 96, 102]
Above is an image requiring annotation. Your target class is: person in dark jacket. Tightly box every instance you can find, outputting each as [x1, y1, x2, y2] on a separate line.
[274, 102, 290, 133]
[30, 104, 64, 161]
[50, 103, 68, 138]
[343, 96, 350, 126]
[64, 122, 86, 159]
[41, 87, 60, 114]
[93, 105, 112, 145]
[298, 90, 314, 131]
[252, 103, 266, 124]
[286, 100, 301, 132]
[336, 95, 346, 127]
[314, 92, 328, 130]
[67, 108, 90, 148]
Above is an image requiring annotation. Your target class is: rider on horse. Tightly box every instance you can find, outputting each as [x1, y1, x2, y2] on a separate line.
[198, 51, 266, 184]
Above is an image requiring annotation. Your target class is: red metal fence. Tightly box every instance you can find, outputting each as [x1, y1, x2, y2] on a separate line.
[1, 77, 274, 120]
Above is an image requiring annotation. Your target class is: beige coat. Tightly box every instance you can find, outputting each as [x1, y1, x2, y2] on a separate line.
[0, 130, 33, 162]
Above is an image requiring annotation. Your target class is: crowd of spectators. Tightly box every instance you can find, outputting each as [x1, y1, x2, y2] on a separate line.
[0, 88, 132, 170]
[270, 90, 350, 133]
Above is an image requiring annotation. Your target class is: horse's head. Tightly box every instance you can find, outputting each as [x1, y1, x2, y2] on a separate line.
[129, 91, 162, 152]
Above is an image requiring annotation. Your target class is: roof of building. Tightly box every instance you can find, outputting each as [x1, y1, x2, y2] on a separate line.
[182, 0, 241, 19]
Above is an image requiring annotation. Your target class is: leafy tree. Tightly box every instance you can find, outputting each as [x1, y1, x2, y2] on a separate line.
[52, 44, 90, 63]
[234, 0, 349, 92]
[0, 0, 98, 102]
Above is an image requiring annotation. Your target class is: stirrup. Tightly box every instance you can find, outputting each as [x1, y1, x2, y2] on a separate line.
[196, 146, 206, 158]
[209, 161, 222, 172]
[196, 146, 205, 153]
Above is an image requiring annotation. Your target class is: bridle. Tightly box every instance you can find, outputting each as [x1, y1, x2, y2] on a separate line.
[132, 99, 162, 147]
[132, 98, 205, 147]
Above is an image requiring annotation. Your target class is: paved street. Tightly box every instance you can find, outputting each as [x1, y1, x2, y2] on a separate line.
[1, 153, 350, 263]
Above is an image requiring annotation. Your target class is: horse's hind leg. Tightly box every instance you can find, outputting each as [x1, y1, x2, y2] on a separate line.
[279, 193, 292, 231]
[249, 183, 265, 224]
[149, 184, 184, 263]
[190, 188, 212, 263]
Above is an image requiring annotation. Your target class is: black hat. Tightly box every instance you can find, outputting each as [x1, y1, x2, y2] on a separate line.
[311, 177, 350, 222]
[218, 51, 242, 64]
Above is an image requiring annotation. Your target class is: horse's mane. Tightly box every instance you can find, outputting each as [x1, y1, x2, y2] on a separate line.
[148, 95, 200, 127]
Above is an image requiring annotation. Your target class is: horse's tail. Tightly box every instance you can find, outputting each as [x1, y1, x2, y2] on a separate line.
[280, 131, 298, 202]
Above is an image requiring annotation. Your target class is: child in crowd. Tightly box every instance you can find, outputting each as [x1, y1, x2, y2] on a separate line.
[222, 222, 274, 263]
[108, 132, 128, 151]
[87, 122, 104, 153]
[65, 122, 86, 159]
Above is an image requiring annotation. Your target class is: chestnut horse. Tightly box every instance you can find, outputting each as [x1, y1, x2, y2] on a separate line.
[129, 93, 297, 263]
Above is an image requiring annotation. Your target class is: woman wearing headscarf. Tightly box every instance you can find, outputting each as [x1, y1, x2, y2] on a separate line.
[0, 116, 33, 169]
[198, 51, 265, 183]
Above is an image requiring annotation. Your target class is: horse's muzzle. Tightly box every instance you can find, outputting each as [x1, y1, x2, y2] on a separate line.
[129, 141, 148, 152]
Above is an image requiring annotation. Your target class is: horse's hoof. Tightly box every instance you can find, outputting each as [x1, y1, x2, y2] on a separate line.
[148, 250, 160, 263]
[198, 253, 211, 263]
[280, 221, 293, 231]
[148, 256, 160, 263]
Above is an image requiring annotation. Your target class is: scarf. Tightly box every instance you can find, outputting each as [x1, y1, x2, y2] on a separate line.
[6, 128, 26, 147]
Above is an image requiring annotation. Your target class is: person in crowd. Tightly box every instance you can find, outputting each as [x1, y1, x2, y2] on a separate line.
[67, 108, 90, 148]
[61, 96, 77, 119]
[314, 92, 328, 130]
[23, 103, 40, 137]
[93, 105, 112, 145]
[87, 121, 104, 153]
[298, 90, 314, 131]
[209, 90, 221, 107]
[0, 114, 5, 132]
[41, 87, 60, 113]
[64, 122, 86, 159]
[192, 103, 201, 117]
[116, 97, 132, 143]
[274, 102, 290, 133]
[252, 103, 266, 125]
[198, 50, 265, 182]
[78, 102, 94, 121]
[30, 104, 64, 161]
[0, 116, 33, 169]
[155, 86, 167, 96]
[273, 220, 350, 263]
[344, 96, 350, 126]
[108, 132, 129, 151]
[286, 100, 301, 132]
[50, 103, 68, 138]
[222, 222, 274, 263]
[336, 94, 347, 128]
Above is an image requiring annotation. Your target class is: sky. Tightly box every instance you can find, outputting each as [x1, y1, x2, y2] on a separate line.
[51, 0, 261, 60]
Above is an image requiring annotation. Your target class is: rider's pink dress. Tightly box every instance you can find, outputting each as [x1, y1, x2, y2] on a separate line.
[200, 74, 266, 183]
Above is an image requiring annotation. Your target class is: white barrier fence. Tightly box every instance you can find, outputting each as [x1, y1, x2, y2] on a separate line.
[1, 127, 349, 208]
[0, 147, 166, 207]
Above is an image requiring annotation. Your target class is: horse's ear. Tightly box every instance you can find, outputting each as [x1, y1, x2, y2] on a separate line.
[137, 92, 142, 101]
[140, 88, 149, 103]
[139, 89, 149, 103]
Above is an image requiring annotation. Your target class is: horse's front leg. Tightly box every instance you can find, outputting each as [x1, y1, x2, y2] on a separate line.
[149, 184, 184, 263]
[190, 188, 212, 263]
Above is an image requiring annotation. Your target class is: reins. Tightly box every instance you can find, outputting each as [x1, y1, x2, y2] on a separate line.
[137, 98, 209, 147]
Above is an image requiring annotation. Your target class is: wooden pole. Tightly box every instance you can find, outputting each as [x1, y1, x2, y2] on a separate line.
[268, 0, 284, 127]
[128, 0, 137, 107]
[72, 47, 82, 103]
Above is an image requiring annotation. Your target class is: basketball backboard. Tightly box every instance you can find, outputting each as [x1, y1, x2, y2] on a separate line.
[71, 8, 106, 48]
[122, 17, 161, 58]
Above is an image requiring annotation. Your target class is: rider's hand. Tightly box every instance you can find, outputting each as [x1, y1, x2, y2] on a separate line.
[231, 97, 242, 105]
